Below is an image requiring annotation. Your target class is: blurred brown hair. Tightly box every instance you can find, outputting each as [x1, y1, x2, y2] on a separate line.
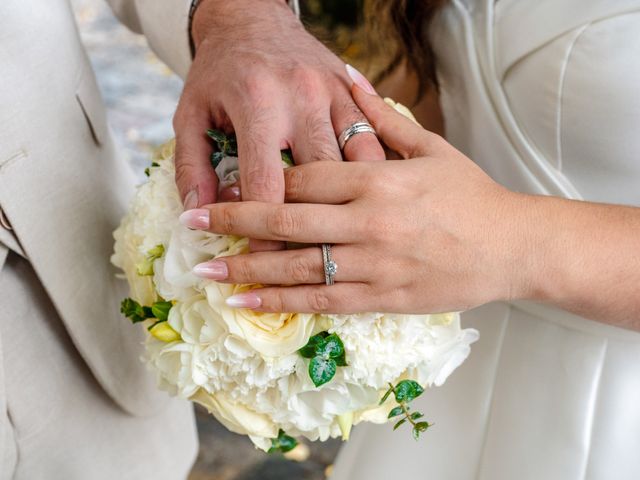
[364, 0, 448, 101]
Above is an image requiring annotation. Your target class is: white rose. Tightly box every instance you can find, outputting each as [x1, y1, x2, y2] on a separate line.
[205, 280, 316, 358]
[384, 97, 421, 125]
[190, 388, 278, 443]
[168, 295, 227, 345]
[112, 215, 157, 305]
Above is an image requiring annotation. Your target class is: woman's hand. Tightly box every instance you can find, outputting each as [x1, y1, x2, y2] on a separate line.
[179, 86, 533, 314]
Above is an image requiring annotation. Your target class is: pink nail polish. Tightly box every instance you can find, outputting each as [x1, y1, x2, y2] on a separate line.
[346, 64, 377, 95]
[226, 292, 262, 309]
[183, 189, 199, 210]
[193, 260, 228, 280]
[179, 209, 210, 229]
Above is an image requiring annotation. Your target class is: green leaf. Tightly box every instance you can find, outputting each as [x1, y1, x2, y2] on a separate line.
[393, 418, 407, 431]
[120, 298, 147, 324]
[206, 129, 227, 143]
[409, 412, 424, 421]
[151, 301, 173, 322]
[268, 429, 298, 454]
[412, 421, 431, 440]
[281, 149, 294, 167]
[415, 421, 431, 432]
[387, 406, 404, 419]
[299, 332, 328, 358]
[379, 386, 393, 405]
[318, 333, 345, 360]
[309, 357, 337, 387]
[394, 380, 424, 403]
[226, 135, 238, 156]
[144, 162, 159, 177]
[142, 306, 154, 318]
[333, 352, 348, 367]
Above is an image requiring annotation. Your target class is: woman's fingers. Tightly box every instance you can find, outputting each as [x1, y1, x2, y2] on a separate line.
[193, 246, 370, 285]
[350, 83, 444, 159]
[225, 283, 377, 314]
[214, 161, 373, 204]
[284, 161, 369, 204]
[180, 202, 361, 243]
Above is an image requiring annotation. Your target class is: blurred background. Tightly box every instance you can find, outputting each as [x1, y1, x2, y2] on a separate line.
[70, 1, 365, 478]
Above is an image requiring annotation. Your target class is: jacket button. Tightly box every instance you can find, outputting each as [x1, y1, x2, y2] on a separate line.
[0, 207, 12, 230]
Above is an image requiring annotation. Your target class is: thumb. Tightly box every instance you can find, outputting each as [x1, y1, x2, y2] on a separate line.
[173, 106, 219, 209]
[350, 82, 441, 159]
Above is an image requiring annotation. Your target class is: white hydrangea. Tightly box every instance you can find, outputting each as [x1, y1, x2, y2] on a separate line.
[113, 121, 479, 450]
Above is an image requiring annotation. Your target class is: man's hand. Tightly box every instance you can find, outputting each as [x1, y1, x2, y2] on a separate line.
[173, 0, 385, 251]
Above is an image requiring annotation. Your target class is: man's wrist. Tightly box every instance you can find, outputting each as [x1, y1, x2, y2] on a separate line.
[190, 0, 297, 51]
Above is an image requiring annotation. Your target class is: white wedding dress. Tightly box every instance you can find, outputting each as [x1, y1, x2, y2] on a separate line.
[332, 1, 640, 478]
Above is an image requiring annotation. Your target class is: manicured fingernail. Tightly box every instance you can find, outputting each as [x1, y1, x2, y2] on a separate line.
[179, 209, 210, 229]
[219, 186, 241, 202]
[184, 189, 199, 210]
[346, 64, 377, 95]
[193, 260, 228, 280]
[226, 292, 262, 309]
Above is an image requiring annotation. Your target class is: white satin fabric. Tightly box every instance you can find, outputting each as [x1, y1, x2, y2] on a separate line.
[332, 1, 640, 478]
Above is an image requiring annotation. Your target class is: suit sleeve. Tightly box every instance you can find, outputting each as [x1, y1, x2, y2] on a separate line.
[105, 0, 300, 80]
[105, 0, 193, 79]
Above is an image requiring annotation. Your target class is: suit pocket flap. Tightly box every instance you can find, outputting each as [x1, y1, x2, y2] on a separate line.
[75, 73, 108, 147]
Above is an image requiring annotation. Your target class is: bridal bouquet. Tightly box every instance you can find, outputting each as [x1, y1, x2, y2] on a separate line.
[112, 100, 479, 452]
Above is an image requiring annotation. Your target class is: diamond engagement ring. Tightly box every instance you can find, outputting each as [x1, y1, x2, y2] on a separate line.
[321, 244, 338, 286]
[337, 121, 376, 150]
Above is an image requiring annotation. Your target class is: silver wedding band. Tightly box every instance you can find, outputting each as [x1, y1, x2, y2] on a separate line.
[338, 121, 376, 150]
[321, 244, 338, 286]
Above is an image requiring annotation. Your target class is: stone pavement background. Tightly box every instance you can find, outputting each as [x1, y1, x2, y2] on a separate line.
[70, 1, 342, 478]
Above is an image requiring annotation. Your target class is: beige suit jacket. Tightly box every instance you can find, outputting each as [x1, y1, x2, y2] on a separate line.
[0, 0, 193, 416]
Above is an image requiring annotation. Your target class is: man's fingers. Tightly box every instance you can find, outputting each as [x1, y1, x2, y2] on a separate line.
[290, 107, 342, 165]
[180, 202, 360, 244]
[173, 104, 219, 208]
[233, 108, 288, 251]
[350, 84, 444, 159]
[331, 95, 385, 162]
[229, 283, 377, 314]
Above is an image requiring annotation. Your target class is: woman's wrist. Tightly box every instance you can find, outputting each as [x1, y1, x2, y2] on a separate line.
[497, 192, 556, 305]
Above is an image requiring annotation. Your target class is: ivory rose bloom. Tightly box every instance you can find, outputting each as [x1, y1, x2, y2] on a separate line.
[205, 281, 316, 358]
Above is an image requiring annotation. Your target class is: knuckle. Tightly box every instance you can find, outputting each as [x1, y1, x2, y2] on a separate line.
[234, 258, 255, 282]
[220, 207, 236, 235]
[291, 68, 324, 103]
[174, 157, 199, 188]
[309, 145, 339, 164]
[245, 166, 283, 197]
[241, 73, 273, 105]
[286, 255, 312, 283]
[308, 291, 331, 312]
[266, 207, 299, 239]
[262, 290, 286, 313]
[284, 168, 306, 199]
